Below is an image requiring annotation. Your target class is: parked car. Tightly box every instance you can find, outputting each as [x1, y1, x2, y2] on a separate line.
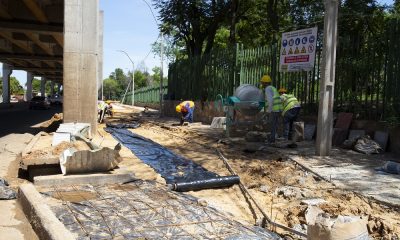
[29, 96, 51, 109]
[49, 95, 63, 105]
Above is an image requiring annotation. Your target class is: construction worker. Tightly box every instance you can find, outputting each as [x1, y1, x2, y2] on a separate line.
[279, 88, 301, 141]
[105, 100, 113, 117]
[260, 75, 283, 143]
[97, 100, 107, 123]
[176, 101, 195, 125]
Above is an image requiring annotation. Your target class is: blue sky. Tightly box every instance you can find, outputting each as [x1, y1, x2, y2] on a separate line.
[2, 0, 395, 87]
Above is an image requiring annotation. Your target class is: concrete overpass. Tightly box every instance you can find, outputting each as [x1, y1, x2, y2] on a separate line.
[0, 0, 103, 133]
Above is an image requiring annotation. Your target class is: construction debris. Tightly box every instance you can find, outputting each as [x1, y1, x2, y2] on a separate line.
[60, 146, 122, 175]
[307, 213, 368, 240]
[0, 177, 16, 200]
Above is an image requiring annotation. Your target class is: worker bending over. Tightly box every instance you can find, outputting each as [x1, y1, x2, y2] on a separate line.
[260, 75, 282, 143]
[279, 88, 301, 141]
[175, 101, 195, 125]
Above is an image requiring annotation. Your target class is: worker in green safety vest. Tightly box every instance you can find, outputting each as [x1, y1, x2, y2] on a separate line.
[260, 75, 283, 143]
[278, 88, 301, 141]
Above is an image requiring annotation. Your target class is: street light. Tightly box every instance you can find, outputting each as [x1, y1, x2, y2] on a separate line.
[140, 0, 164, 116]
[117, 50, 135, 106]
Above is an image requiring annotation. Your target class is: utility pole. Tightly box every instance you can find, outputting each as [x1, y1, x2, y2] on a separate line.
[159, 33, 164, 116]
[316, 0, 339, 156]
[117, 50, 135, 106]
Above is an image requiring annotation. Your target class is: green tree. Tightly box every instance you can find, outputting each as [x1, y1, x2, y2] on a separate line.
[154, 0, 232, 59]
[32, 78, 41, 94]
[0, 77, 24, 95]
[10, 77, 24, 95]
[103, 78, 119, 100]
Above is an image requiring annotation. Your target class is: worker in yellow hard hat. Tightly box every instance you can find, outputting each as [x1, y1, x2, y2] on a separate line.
[260, 75, 283, 144]
[279, 88, 300, 141]
[175, 100, 195, 125]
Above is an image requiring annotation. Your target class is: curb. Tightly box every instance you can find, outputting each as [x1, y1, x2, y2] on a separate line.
[18, 183, 75, 240]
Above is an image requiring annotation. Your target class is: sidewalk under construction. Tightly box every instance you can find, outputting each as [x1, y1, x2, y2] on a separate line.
[1, 104, 399, 240]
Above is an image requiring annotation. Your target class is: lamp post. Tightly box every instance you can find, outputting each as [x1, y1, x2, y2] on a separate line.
[117, 50, 135, 106]
[141, 0, 163, 116]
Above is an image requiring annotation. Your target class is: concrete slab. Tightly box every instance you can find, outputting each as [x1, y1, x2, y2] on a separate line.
[18, 184, 75, 240]
[34, 172, 135, 186]
[211, 117, 226, 129]
[374, 131, 389, 151]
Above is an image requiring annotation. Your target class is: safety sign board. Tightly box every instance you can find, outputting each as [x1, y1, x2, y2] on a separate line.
[279, 27, 317, 72]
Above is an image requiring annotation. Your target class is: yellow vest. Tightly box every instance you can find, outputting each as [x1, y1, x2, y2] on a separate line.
[281, 94, 299, 116]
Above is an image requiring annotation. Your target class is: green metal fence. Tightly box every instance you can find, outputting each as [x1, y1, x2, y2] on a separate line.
[124, 85, 168, 104]
[167, 19, 400, 122]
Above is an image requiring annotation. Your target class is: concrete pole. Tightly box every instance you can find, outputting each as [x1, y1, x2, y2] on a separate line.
[316, 0, 339, 156]
[40, 77, 46, 97]
[159, 33, 164, 116]
[98, 10, 104, 100]
[50, 81, 55, 97]
[64, 0, 99, 135]
[2, 63, 12, 104]
[26, 72, 33, 101]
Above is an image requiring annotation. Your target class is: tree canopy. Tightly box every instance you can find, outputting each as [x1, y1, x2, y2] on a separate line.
[153, 0, 394, 60]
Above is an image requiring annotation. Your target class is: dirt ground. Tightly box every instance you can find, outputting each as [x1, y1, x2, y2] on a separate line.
[102, 106, 400, 239]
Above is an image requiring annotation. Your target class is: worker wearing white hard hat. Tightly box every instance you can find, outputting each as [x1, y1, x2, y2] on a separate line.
[260, 75, 282, 143]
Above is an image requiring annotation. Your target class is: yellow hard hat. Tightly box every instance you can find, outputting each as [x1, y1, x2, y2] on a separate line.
[260, 75, 272, 83]
[105, 100, 111, 104]
[175, 105, 182, 113]
[278, 88, 287, 93]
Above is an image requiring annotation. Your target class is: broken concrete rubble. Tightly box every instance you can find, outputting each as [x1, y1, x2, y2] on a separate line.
[60, 146, 122, 175]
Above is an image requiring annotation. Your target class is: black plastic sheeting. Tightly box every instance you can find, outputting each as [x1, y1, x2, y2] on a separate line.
[106, 122, 141, 129]
[105, 127, 219, 184]
[172, 175, 240, 192]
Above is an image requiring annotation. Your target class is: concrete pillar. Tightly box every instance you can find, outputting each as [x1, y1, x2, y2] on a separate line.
[98, 10, 104, 100]
[316, 0, 339, 156]
[50, 81, 55, 96]
[64, 0, 99, 134]
[26, 72, 33, 101]
[40, 77, 46, 97]
[2, 63, 12, 104]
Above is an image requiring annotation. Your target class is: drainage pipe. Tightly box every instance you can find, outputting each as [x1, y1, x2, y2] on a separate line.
[171, 175, 240, 192]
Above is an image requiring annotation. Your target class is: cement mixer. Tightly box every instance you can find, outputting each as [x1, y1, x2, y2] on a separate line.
[216, 84, 265, 137]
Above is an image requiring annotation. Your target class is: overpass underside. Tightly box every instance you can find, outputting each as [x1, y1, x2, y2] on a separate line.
[0, 0, 103, 134]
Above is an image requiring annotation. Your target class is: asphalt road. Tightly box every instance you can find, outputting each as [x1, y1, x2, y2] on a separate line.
[0, 102, 61, 138]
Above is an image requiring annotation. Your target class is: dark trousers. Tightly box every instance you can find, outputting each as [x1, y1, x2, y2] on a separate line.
[283, 107, 301, 140]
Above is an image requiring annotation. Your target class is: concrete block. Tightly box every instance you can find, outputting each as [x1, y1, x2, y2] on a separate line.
[34, 173, 135, 187]
[304, 124, 316, 140]
[335, 112, 353, 130]
[18, 184, 75, 240]
[374, 131, 389, 151]
[211, 117, 226, 129]
[332, 128, 348, 146]
[348, 129, 366, 141]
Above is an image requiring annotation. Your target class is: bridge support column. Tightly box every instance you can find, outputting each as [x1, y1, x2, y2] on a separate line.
[2, 63, 12, 104]
[26, 72, 33, 101]
[63, 0, 99, 135]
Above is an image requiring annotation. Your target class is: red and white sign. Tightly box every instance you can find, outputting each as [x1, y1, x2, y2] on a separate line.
[279, 27, 317, 72]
